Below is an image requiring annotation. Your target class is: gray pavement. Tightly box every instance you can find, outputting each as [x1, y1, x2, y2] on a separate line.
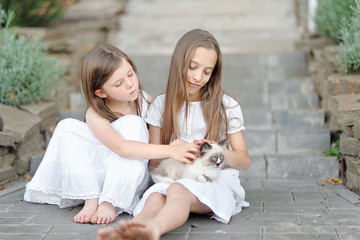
[0, 178, 359, 240]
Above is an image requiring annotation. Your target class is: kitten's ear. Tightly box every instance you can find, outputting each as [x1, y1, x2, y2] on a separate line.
[218, 139, 227, 148]
[200, 142, 212, 156]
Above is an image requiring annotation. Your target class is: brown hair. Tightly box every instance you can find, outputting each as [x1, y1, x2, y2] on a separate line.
[81, 43, 144, 122]
[161, 29, 228, 144]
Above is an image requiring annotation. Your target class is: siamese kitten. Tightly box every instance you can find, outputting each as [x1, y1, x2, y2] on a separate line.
[151, 139, 227, 183]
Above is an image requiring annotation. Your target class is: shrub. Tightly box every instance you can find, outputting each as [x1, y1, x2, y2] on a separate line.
[0, 7, 65, 107]
[0, 0, 65, 27]
[314, 0, 356, 41]
[336, 0, 360, 74]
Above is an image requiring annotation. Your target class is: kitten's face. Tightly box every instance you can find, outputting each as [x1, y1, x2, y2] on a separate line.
[199, 140, 227, 168]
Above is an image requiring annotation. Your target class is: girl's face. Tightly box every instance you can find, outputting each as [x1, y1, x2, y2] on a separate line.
[187, 46, 217, 101]
[95, 59, 139, 104]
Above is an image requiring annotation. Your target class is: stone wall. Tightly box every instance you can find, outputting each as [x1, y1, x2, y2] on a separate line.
[296, 37, 360, 194]
[0, 0, 127, 185]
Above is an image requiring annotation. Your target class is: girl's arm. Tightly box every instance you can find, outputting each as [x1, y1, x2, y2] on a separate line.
[224, 131, 251, 170]
[147, 124, 190, 169]
[86, 108, 198, 164]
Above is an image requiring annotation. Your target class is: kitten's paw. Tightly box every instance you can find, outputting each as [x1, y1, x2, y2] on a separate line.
[197, 175, 207, 183]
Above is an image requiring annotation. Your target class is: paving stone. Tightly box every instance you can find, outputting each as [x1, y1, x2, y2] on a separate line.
[264, 233, 338, 240]
[0, 234, 45, 240]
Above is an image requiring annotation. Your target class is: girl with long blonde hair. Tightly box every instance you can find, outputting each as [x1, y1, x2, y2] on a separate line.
[98, 29, 250, 240]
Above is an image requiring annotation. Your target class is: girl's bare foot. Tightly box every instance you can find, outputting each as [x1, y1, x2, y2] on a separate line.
[119, 220, 160, 240]
[74, 198, 98, 223]
[91, 201, 116, 224]
[97, 226, 124, 240]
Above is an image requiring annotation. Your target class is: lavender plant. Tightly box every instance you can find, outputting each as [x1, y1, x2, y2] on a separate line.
[0, 6, 65, 106]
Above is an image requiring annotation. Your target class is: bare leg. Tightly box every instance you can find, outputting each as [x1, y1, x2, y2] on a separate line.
[121, 183, 211, 240]
[91, 201, 117, 224]
[133, 193, 166, 222]
[74, 198, 98, 223]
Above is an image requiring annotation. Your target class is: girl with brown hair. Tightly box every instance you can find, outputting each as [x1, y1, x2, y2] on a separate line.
[98, 29, 250, 240]
[24, 43, 198, 225]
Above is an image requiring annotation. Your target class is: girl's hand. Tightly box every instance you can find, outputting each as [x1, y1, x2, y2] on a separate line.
[169, 142, 199, 164]
[193, 139, 215, 146]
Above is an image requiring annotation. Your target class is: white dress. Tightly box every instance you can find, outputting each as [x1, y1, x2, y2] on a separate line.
[24, 92, 150, 215]
[133, 94, 249, 224]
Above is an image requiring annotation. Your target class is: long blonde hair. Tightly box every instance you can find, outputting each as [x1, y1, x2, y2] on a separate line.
[161, 29, 227, 144]
[81, 43, 144, 122]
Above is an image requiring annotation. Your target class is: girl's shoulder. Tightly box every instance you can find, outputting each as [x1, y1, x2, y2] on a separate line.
[150, 94, 166, 107]
[222, 93, 240, 108]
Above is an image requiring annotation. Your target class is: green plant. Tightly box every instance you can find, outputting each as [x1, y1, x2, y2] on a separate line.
[336, 0, 360, 74]
[0, 7, 65, 107]
[314, 0, 356, 42]
[0, 0, 65, 27]
[323, 140, 344, 162]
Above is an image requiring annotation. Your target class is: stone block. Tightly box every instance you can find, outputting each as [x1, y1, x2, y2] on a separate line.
[344, 155, 360, 176]
[0, 104, 41, 143]
[0, 166, 16, 182]
[354, 119, 360, 139]
[346, 171, 360, 195]
[327, 74, 360, 95]
[340, 135, 360, 157]
[267, 155, 338, 180]
[69, 92, 86, 112]
[20, 101, 59, 131]
[327, 94, 360, 126]
[0, 132, 16, 148]
[277, 128, 330, 154]
[64, 0, 126, 21]
[0, 153, 16, 168]
[14, 153, 32, 175]
[0, 146, 8, 156]
[16, 131, 44, 158]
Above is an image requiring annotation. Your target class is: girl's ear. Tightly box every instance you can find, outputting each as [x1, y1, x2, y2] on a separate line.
[95, 89, 107, 98]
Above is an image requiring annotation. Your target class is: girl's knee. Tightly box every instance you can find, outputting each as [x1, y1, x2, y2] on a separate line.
[167, 183, 192, 198]
[112, 116, 149, 143]
[146, 193, 166, 206]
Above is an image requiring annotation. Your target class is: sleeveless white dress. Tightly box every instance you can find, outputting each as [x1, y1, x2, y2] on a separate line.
[24, 92, 150, 215]
[133, 94, 249, 224]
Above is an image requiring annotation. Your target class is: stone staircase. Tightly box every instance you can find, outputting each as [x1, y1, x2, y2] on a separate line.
[67, 0, 338, 181]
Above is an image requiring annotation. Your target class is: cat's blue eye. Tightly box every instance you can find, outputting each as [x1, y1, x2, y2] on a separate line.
[212, 157, 217, 161]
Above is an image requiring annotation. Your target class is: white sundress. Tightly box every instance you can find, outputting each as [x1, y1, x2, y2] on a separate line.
[24, 91, 150, 215]
[133, 93, 249, 224]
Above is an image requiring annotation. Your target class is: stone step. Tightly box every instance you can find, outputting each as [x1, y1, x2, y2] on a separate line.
[119, 13, 296, 33]
[245, 127, 331, 155]
[126, 52, 308, 98]
[244, 108, 325, 130]
[273, 109, 325, 128]
[241, 154, 338, 180]
[270, 92, 319, 111]
[109, 30, 300, 55]
[126, 0, 294, 16]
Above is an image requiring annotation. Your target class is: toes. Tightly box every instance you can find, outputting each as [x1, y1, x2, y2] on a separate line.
[90, 215, 98, 224]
